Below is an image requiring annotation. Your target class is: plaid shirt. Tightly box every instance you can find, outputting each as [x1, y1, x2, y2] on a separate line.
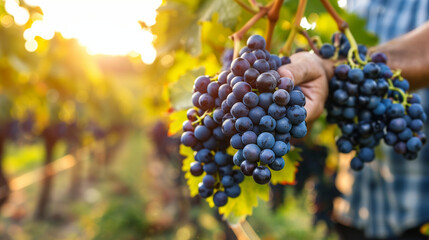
[334, 0, 429, 238]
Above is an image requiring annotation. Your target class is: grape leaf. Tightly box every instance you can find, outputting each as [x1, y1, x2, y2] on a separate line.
[168, 109, 187, 136]
[206, 175, 270, 224]
[168, 67, 205, 110]
[180, 145, 204, 197]
[199, 0, 241, 29]
[270, 148, 302, 185]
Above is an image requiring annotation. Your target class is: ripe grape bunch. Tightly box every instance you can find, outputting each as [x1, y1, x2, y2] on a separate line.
[180, 35, 308, 207]
[323, 33, 427, 170]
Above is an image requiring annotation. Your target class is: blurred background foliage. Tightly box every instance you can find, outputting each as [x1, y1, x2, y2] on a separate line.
[0, 0, 377, 239]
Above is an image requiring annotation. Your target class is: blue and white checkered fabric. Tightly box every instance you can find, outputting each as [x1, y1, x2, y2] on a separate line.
[335, 0, 429, 238]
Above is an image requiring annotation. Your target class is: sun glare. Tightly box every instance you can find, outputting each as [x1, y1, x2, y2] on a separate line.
[6, 0, 162, 64]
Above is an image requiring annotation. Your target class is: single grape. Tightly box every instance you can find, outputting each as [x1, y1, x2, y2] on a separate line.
[260, 149, 276, 164]
[252, 166, 271, 184]
[231, 57, 250, 76]
[247, 35, 266, 50]
[203, 162, 218, 174]
[213, 191, 228, 207]
[319, 44, 335, 58]
[258, 92, 274, 110]
[181, 131, 197, 147]
[198, 183, 214, 198]
[257, 132, 275, 149]
[253, 59, 270, 73]
[221, 176, 235, 188]
[272, 141, 288, 157]
[242, 131, 257, 145]
[203, 175, 216, 188]
[194, 76, 210, 93]
[259, 115, 277, 132]
[290, 121, 307, 138]
[233, 81, 252, 100]
[240, 160, 258, 176]
[225, 184, 241, 198]
[350, 157, 364, 171]
[256, 72, 277, 92]
[358, 148, 375, 163]
[242, 144, 261, 162]
[289, 90, 306, 106]
[190, 162, 204, 176]
[243, 92, 259, 108]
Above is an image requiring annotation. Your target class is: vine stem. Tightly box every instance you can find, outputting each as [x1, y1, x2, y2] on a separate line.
[280, 0, 307, 55]
[233, 0, 257, 14]
[191, 111, 212, 125]
[344, 28, 366, 65]
[320, 0, 348, 31]
[320, 0, 365, 65]
[231, 6, 271, 58]
[229, 220, 261, 240]
[248, 0, 260, 10]
[298, 28, 320, 55]
[265, 0, 284, 51]
[387, 79, 409, 106]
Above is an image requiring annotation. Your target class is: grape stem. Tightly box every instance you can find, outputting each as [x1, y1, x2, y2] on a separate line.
[233, 0, 258, 14]
[344, 28, 366, 66]
[191, 110, 212, 125]
[320, 0, 348, 31]
[298, 28, 320, 55]
[280, 0, 307, 55]
[230, 5, 271, 58]
[265, 0, 284, 51]
[392, 69, 404, 80]
[387, 79, 409, 106]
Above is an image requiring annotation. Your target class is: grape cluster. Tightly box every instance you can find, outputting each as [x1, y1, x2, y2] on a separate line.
[181, 75, 245, 207]
[217, 35, 307, 184]
[180, 35, 307, 206]
[323, 34, 426, 170]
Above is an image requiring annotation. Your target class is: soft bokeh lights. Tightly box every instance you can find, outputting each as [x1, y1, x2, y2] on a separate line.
[5, 0, 162, 64]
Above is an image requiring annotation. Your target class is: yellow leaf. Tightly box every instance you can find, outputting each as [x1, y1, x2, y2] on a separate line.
[180, 145, 205, 197]
[271, 148, 302, 185]
[168, 109, 187, 136]
[217, 176, 270, 224]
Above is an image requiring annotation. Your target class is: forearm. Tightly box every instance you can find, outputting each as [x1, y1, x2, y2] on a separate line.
[369, 21, 429, 90]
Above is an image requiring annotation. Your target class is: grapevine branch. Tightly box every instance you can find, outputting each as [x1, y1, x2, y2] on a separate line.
[233, 0, 257, 14]
[320, 0, 365, 65]
[320, 0, 348, 31]
[248, 0, 260, 10]
[231, 6, 270, 58]
[281, 0, 307, 55]
[265, 0, 284, 51]
[298, 28, 320, 55]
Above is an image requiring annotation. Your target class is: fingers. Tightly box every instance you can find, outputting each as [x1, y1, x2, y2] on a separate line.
[277, 52, 323, 86]
[277, 52, 330, 123]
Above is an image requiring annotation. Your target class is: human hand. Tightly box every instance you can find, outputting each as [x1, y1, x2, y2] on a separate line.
[277, 52, 334, 122]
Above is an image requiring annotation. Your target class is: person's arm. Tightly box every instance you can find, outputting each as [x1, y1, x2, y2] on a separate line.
[369, 21, 429, 90]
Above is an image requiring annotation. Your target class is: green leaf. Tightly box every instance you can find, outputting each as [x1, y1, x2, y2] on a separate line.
[180, 145, 204, 197]
[212, 176, 270, 224]
[270, 148, 302, 185]
[168, 109, 187, 136]
[199, 0, 241, 29]
[168, 67, 205, 110]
